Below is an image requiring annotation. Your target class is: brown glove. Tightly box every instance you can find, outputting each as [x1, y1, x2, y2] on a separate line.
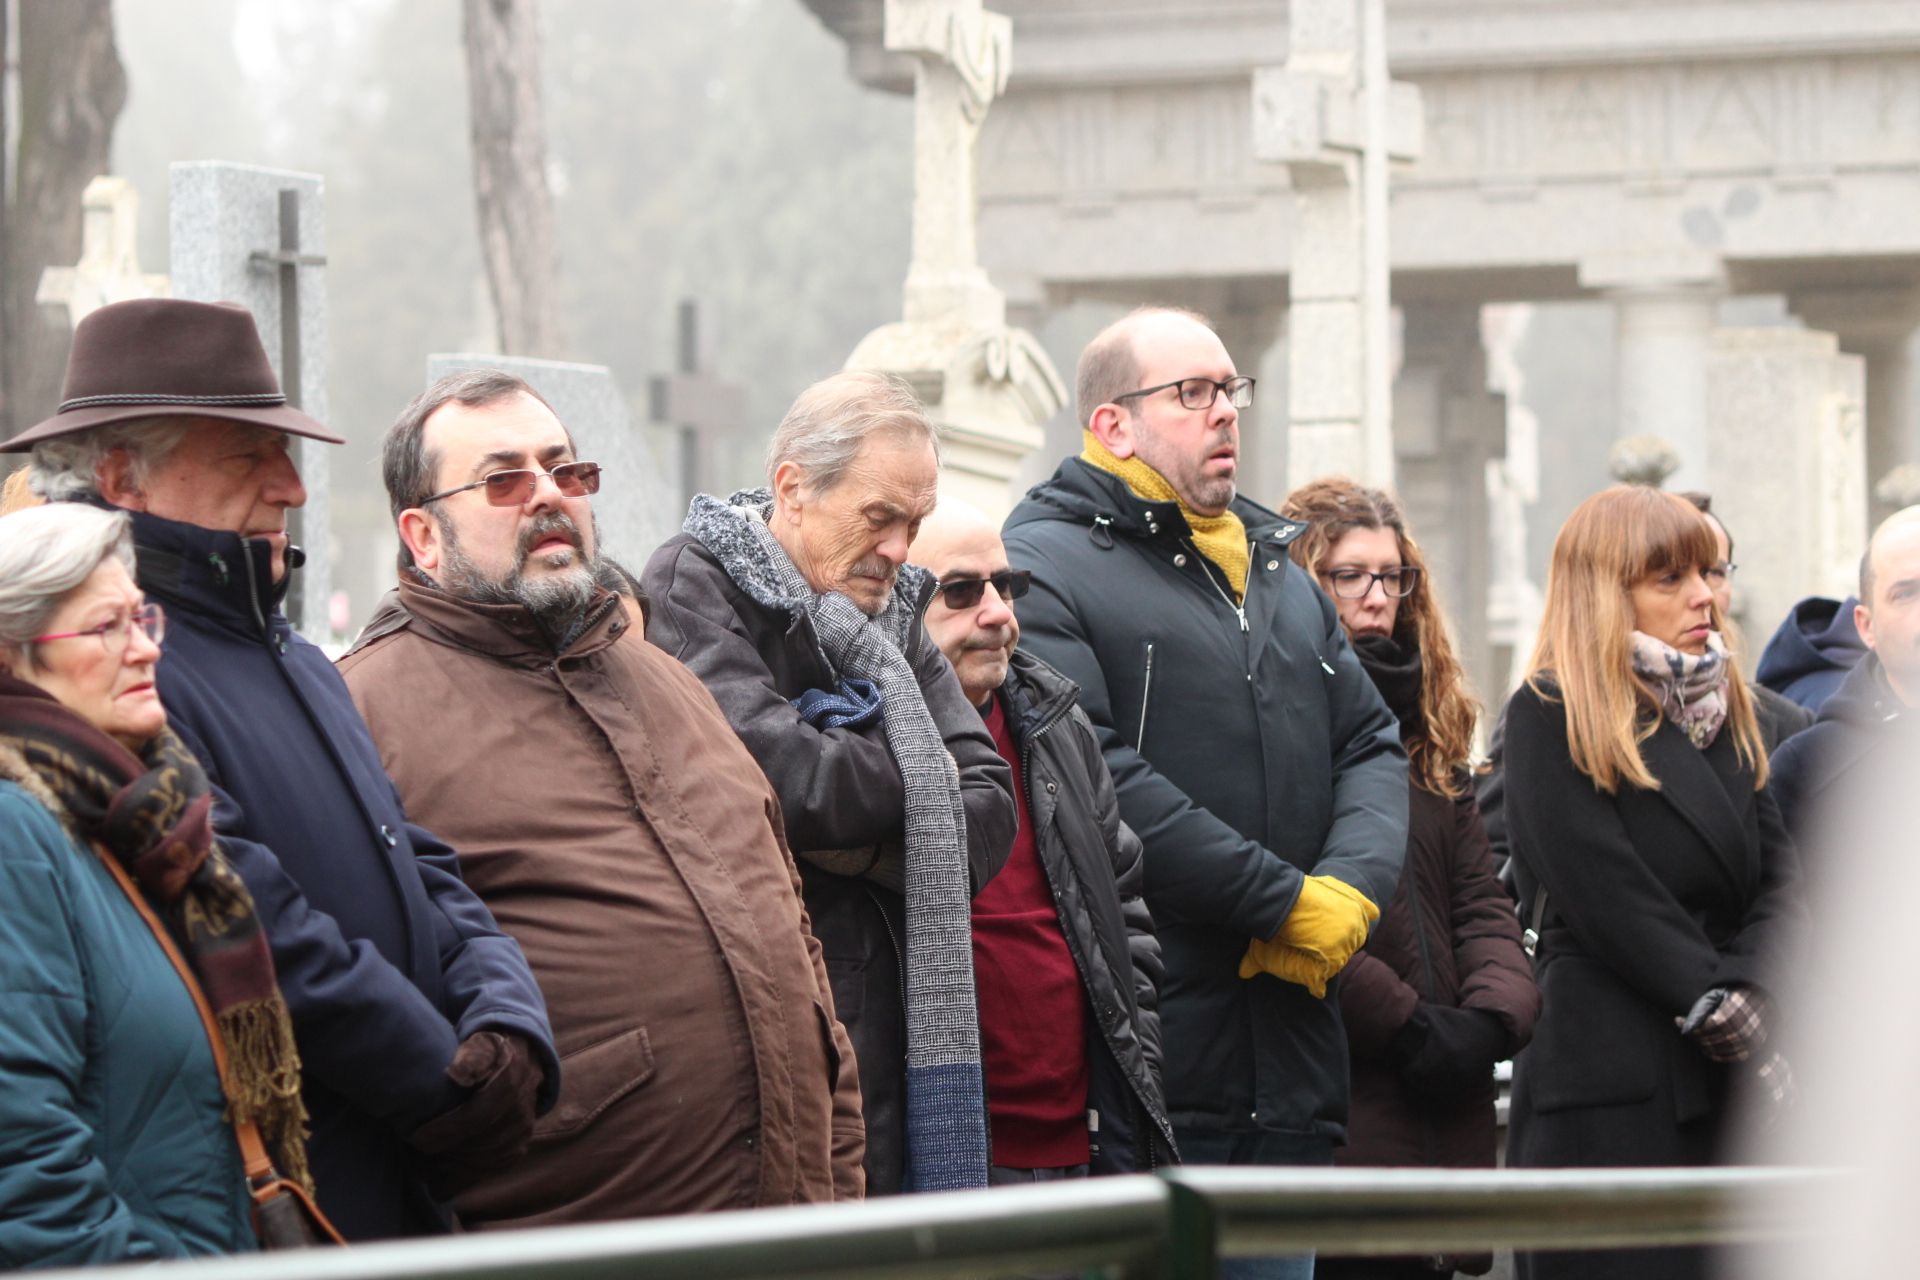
[409, 1031, 544, 1199]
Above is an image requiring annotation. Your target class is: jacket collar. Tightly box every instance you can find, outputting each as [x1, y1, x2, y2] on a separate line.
[1019, 457, 1307, 549]
[384, 574, 630, 667]
[118, 503, 296, 637]
[997, 647, 1080, 746]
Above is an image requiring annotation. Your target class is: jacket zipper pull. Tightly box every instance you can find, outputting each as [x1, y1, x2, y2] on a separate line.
[1236, 606, 1249, 633]
[1320, 657, 1336, 675]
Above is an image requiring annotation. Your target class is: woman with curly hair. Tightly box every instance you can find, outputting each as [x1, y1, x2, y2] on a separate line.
[1502, 485, 1804, 1280]
[1281, 477, 1539, 1280]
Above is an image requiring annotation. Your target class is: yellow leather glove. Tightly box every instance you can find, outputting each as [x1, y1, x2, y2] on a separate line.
[1237, 876, 1381, 998]
[1278, 875, 1379, 963]
[1238, 938, 1343, 998]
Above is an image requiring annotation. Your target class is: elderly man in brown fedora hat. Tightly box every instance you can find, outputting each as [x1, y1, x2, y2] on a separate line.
[3, 297, 558, 1241]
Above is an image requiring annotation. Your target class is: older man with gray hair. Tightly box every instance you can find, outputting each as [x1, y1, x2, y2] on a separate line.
[644, 369, 1015, 1195]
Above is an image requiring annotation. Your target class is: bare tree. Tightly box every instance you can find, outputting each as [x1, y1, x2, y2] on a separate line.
[461, 0, 562, 357]
[0, 0, 126, 440]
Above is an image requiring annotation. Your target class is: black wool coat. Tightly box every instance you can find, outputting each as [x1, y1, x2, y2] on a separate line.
[1502, 683, 1806, 1280]
[1003, 459, 1409, 1152]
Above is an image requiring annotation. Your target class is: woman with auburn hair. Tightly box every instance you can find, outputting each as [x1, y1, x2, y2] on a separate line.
[1503, 486, 1805, 1280]
[1282, 478, 1539, 1280]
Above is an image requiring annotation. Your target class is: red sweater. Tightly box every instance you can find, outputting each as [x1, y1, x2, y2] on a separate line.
[973, 694, 1090, 1169]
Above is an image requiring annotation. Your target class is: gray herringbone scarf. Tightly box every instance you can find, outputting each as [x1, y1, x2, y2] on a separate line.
[684, 490, 988, 1191]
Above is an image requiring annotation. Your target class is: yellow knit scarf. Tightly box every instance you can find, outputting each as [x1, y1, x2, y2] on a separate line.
[1081, 432, 1250, 601]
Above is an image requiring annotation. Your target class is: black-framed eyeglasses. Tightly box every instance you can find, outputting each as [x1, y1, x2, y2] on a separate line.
[1705, 561, 1737, 586]
[936, 570, 1031, 611]
[32, 602, 166, 656]
[1113, 376, 1255, 412]
[419, 461, 602, 507]
[1324, 567, 1421, 600]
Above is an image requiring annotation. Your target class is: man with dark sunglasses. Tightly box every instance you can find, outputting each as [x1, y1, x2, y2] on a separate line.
[912, 501, 1176, 1184]
[1004, 306, 1408, 1280]
[340, 369, 864, 1224]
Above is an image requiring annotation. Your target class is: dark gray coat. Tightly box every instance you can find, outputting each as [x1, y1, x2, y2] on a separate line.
[996, 648, 1176, 1171]
[641, 532, 1016, 1195]
[1002, 459, 1409, 1151]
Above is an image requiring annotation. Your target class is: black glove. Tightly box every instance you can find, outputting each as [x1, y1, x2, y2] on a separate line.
[409, 1031, 545, 1199]
[1391, 1003, 1509, 1101]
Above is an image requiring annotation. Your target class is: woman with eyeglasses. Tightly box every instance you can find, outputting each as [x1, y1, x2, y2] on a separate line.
[1280, 478, 1539, 1280]
[1501, 487, 1805, 1280]
[0, 504, 312, 1265]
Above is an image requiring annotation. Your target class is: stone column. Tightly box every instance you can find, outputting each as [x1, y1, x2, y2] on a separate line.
[1394, 301, 1504, 701]
[1706, 329, 1866, 656]
[1790, 286, 1920, 523]
[1209, 300, 1288, 505]
[1579, 251, 1726, 493]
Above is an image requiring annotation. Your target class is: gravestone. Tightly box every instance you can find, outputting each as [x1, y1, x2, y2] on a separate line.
[426, 354, 679, 573]
[1706, 327, 1867, 665]
[169, 162, 331, 639]
[37, 175, 170, 325]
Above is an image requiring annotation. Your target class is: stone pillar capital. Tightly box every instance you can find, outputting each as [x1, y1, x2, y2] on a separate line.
[1791, 285, 1920, 349]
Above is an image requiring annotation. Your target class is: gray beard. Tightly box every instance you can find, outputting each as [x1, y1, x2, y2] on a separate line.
[436, 510, 602, 637]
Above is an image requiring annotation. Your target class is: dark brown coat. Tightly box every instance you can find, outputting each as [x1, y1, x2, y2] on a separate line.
[338, 579, 863, 1224]
[1336, 786, 1539, 1175]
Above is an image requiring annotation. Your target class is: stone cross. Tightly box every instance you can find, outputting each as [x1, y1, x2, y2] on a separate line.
[647, 299, 747, 506]
[845, 0, 1065, 517]
[427, 353, 679, 574]
[168, 162, 332, 640]
[36, 175, 170, 325]
[1253, 0, 1422, 490]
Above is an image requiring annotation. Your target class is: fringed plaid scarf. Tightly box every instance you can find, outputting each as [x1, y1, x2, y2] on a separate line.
[0, 675, 312, 1193]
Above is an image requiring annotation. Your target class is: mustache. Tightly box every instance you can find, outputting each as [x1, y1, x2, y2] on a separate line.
[962, 629, 1014, 651]
[850, 555, 897, 581]
[519, 512, 583, 560]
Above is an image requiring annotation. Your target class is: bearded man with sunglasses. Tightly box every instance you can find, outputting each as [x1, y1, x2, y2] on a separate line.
[5, 299, 556, 1241]
[1004, 307, 1407, 1280]
[338, 369, 865, 1223]
[911, 501, 1176, 1183]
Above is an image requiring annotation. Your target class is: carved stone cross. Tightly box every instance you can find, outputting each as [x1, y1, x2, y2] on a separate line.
[1253, 0, 1423, 489]
[37, 175, 170, 326]
[884, 0, 1012, 329]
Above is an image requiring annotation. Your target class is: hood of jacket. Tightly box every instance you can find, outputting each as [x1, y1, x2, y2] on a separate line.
[1812, 648, 1911, 732]
[1755, 594, 1867, 693]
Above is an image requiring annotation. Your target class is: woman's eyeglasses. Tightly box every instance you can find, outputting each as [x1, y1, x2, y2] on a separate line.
[420, 461, 602, 507]
[1324, 567, 1421, 600]
[935, 570, 1032, 610]
[33, 603, 166, 656]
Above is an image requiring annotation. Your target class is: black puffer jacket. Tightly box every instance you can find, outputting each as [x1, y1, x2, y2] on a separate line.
[997, 648, 1177, 1171]
[641, 532, 1016, 1196]
[1003, 460, 1409, 1151]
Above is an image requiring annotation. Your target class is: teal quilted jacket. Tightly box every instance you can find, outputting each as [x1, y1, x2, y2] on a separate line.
[0, 765, 254, 1267]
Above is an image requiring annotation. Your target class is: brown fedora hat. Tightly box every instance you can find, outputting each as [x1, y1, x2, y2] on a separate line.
[0, 297, 345, 452]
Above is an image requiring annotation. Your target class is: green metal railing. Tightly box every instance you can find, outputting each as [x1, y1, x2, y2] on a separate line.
[42, 1166, 1837, 1280]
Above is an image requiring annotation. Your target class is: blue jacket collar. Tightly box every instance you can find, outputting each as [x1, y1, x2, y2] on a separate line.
[115, 503, 299, 636]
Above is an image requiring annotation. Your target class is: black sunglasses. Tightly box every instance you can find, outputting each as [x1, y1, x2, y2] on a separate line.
[936, 569, 1031, 610]
[420, 460, 602, 507]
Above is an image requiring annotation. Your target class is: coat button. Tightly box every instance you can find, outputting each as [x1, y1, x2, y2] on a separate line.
[1173, 553, 1187, 567]
[1267, 559, 1280, 571]
[1046, 781, 1057, 794]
